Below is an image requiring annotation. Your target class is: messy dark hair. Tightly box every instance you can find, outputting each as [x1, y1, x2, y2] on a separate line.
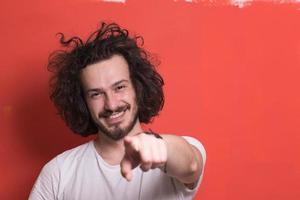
[48, 22, 164, 137]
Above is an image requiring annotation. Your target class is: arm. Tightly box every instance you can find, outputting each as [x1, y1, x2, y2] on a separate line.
[162, 134, 204, 187]
[120, 133, 204, 188]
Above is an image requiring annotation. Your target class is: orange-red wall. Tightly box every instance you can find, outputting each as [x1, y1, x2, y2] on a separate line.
[1, 1, 299, 199]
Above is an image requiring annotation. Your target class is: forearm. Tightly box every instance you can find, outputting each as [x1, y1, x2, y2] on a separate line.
[161, 134, 203, 184]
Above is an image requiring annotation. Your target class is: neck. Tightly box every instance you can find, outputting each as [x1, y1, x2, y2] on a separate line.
[94, 121, 143, 165]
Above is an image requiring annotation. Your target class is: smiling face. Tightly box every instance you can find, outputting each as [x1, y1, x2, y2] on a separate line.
[80, 54, 139, 140]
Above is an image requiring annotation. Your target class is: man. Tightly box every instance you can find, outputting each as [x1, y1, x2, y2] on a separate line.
[29, 22, 206, 200]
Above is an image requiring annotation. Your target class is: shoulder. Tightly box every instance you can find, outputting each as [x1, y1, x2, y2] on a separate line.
[174, 136, 206, 197]
[42, 141, 94, 179]
[54, 141, 93, 165]
[182, 136, 206, 164]
[29, 141, 93, 200]
[40, 141, 92, 169]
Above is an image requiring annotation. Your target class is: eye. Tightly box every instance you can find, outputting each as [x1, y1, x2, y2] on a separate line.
[89, 92, 103, 99]
[91, 93, 98, 97]
[115, 85, 126, 91]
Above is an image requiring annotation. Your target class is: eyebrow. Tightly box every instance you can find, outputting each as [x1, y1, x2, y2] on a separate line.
[112, 79, 129, 87]
[85, 79, 129, 94]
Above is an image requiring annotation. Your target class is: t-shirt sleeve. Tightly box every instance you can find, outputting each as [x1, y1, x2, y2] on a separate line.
[172, 136, 207, 199]
[28, 158, 60, 200]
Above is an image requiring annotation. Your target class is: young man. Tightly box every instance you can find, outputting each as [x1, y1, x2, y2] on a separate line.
[29, 22, 206, 200]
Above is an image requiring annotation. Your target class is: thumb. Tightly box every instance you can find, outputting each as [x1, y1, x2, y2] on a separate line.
[120, 156, 133, 182]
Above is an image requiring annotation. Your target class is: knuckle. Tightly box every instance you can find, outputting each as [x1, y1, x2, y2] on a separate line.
[140, 164, 151, 172]
[153, 157, 161, 163]
[141, 157, 151, 164]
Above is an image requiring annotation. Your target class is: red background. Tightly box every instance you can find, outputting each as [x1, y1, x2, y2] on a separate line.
[1, 0, 299, 199]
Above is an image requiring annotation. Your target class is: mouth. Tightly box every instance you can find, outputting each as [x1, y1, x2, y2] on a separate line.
[103, 108, 128, 126]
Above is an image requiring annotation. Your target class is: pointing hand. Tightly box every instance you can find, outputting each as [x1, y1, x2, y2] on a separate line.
[120, 133, 168, 181]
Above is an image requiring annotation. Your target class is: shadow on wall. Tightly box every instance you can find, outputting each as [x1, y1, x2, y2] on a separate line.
[8, 68, 93, 199]
[16, 84, 86, 159]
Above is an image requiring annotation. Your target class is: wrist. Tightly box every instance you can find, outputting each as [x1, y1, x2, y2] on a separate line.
[144, 130, 167, 173]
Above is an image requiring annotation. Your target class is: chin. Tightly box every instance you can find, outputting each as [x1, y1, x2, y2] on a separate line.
[96, 111, 139, 140]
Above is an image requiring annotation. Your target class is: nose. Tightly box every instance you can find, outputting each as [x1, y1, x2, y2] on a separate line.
[104, 92, 118, 111]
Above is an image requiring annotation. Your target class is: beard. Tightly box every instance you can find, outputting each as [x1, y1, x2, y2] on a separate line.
[96, 104, 138, 141]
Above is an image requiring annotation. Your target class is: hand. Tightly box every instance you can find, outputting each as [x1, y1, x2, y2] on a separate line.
[120, 133, 168, 181]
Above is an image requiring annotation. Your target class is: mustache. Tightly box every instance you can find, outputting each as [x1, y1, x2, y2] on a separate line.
[99, 104, 130, 118]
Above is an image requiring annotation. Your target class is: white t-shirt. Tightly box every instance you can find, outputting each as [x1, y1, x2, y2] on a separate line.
[29, 136, 206, 200]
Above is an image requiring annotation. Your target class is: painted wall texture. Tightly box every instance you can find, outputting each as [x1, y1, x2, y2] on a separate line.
[0, 0, 299, 199]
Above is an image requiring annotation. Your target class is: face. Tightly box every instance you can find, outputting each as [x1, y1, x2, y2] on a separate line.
[80, 54, 139, 140]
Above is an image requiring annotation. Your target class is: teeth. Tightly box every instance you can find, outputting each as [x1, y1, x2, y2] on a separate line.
[109, 111, 124, 119]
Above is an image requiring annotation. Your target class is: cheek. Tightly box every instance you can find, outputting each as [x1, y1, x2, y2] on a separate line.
[125, 88, 137, 104]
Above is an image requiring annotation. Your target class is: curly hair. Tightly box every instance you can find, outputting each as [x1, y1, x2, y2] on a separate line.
[48, 22, 164, 137]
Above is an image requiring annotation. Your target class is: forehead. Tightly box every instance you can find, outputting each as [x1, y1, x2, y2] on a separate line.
[80, 54, 131, 90]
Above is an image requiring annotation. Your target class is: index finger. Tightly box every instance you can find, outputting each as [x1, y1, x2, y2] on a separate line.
[120, 156, 133, 182]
